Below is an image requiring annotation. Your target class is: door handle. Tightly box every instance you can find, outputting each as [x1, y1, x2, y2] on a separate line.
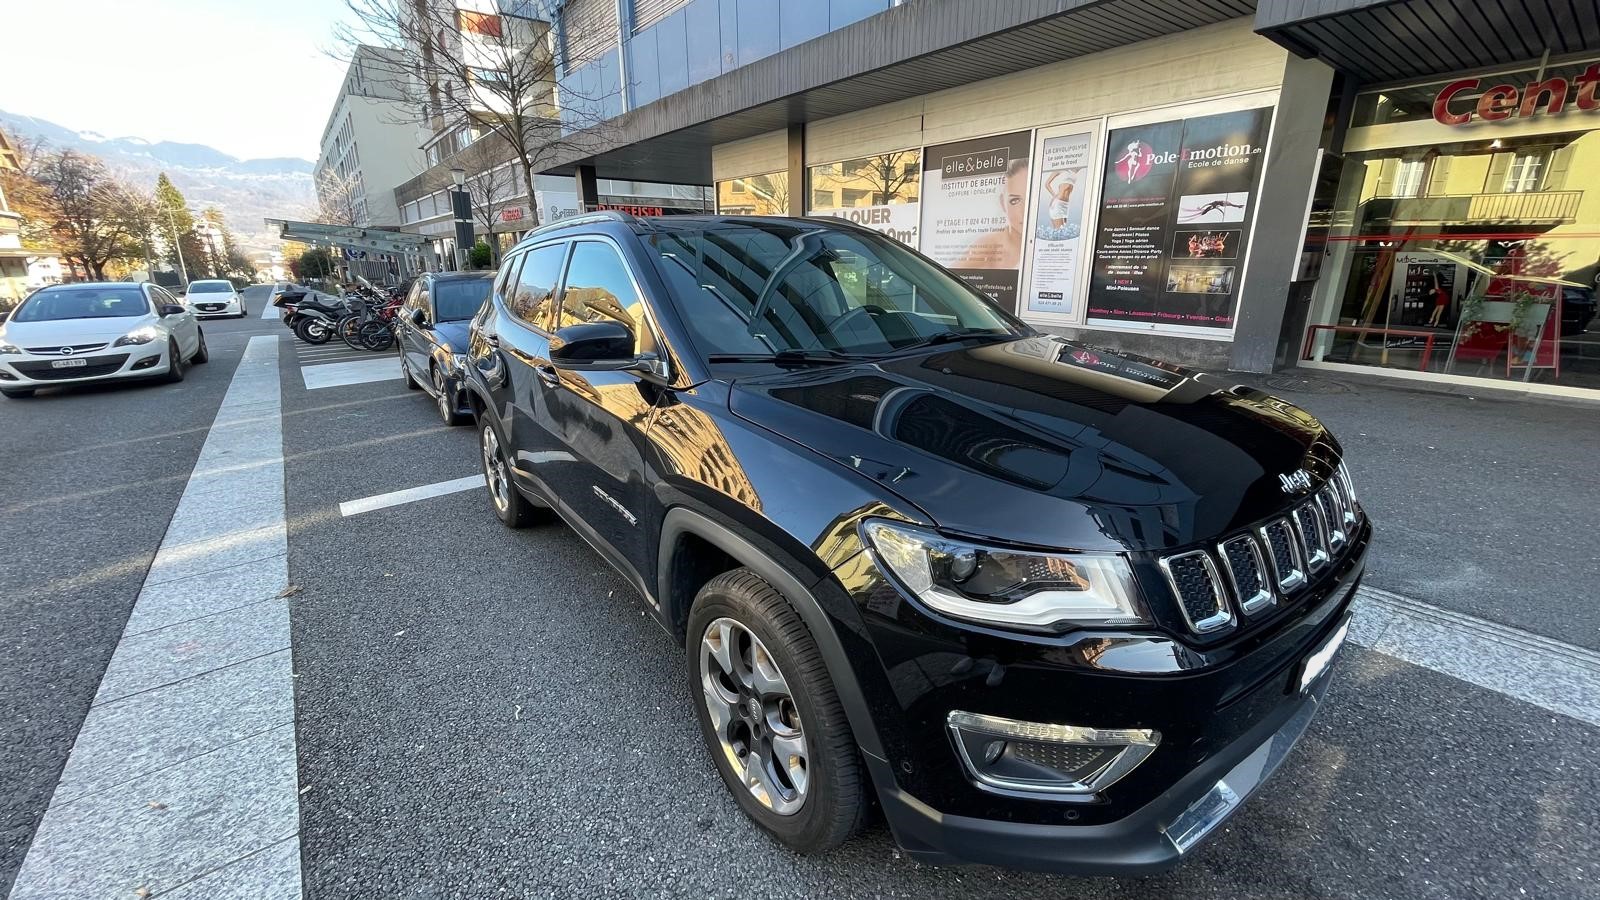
[535, 363, 560, 387]
[484, 333, 500, 348]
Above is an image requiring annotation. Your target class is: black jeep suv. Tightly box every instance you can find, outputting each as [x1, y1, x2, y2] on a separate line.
[459, 212, 1369, 874]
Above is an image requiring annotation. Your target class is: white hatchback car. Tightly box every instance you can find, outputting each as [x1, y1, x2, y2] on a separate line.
[185, 279, 247, 318]
[0, 282, 207, 398]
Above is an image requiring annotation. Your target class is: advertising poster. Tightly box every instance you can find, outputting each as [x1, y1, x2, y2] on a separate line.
[1024, 129, 1096, 316]
[918, 131, 1033, 313]
[809, 203, 921, 247]
[1087, 107, 1274, 332]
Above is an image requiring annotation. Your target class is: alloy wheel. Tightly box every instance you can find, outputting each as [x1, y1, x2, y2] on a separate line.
[481, 424, 510, 513]
[699, 617, 809, 816]
[434, 368, 452, 421]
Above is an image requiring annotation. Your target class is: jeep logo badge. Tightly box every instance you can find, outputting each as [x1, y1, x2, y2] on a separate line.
[1278, 469, 1314, 494]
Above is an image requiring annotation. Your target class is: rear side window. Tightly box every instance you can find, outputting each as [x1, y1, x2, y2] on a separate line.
[557, 241, 650, 354]
[508, 244, 566, 331]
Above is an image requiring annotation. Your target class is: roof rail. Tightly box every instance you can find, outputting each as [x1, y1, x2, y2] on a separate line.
[526, 209, 637, 236]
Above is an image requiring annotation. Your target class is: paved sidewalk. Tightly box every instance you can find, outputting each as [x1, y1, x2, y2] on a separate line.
[1231, 369, 1600, 652]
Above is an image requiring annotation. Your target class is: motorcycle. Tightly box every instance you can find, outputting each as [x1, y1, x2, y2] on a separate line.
[275, 289, 349, 344]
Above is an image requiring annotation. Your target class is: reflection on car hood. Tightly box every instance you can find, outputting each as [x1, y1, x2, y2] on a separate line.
[728, 336, 1340, 553]
[1, 315, 157, 346]
[433, 321, 471, 353]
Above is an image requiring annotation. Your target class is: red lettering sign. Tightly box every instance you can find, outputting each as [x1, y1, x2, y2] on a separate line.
[1433, 67, 1600, 125]
[500, 207, 524, 222]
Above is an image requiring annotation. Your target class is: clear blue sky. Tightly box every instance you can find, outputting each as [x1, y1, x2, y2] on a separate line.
[0, 0, 360, 161]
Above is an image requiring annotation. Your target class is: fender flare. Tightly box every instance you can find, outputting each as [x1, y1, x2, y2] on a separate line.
[659, 507, 885, 759]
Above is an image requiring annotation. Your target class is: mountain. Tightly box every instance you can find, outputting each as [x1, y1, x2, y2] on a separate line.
[0, 109, 315, 252]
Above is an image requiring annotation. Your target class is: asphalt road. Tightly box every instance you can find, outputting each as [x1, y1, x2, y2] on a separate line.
[2, 313, 1597, 898]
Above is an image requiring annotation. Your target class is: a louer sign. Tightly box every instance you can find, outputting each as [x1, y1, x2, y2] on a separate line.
[1432, 65, 1600, 125]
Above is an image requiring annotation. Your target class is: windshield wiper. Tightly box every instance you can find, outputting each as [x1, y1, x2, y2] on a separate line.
[706, 348, 865, 368]
[891, 329, 1015, 353]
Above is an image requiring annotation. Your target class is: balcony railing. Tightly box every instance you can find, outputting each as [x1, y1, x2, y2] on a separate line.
[1366, 190, 1583, 225]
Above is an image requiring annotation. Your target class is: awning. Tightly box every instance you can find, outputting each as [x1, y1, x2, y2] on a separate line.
[263, 219, 430, 255]
[545, 0, 1253, 184]
[1255, 0, 1600, 85]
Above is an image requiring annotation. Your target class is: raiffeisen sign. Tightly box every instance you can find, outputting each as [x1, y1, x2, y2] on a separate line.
[1432, 65, 1600, 125]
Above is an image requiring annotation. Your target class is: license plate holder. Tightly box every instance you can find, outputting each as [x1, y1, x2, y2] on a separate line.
[51, 358, 89, 369]
[1297, 616, 1351, 693]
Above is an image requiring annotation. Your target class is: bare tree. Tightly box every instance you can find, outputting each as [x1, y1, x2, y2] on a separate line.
[336, 1, 618, 230]
[313, 168, 364, 227]
[30, 150, 146, 280]
[454, 139, 517, 263]
[814, 151, 920, 207]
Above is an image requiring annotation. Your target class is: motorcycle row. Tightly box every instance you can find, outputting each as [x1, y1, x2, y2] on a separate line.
[272, 285, 404, 352]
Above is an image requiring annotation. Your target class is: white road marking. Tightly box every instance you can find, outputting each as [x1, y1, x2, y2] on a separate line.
[11, 335, 301, 898]
[260, 300, 279, 319]
[1352, 585, 1600, 728]
[339, 475, 481, 517]
[301, 358, 400, 390]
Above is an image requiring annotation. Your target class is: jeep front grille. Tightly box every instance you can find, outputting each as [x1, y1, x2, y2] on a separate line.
[1158, 472, 1363, 636]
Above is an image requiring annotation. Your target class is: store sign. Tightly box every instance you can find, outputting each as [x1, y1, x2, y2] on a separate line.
[918, 131, 1033, 313]
[1086, 107, 1273, 333]
[1432, 66, 1600, 125]
[809, 204, 920, 246]
[500, 207, 524, 222]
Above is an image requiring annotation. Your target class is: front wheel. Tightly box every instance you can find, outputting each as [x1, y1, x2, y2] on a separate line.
[433, 366, 468, 426]
[687, 570, 867, 854]
[162, 340, 186, 383]
[479, 421, 541, 528]
[192, 330, 209, 364]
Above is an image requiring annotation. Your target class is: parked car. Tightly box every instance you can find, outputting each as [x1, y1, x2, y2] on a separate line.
[458, 212, 1368, 875]
[395, 270, 494, 425]
[185, 279, 247, 318]
[0, 282, 207, 398]
[1561, 286, 1596, 336]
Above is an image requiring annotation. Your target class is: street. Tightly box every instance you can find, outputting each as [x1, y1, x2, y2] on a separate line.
[0, 284, 1592, 899]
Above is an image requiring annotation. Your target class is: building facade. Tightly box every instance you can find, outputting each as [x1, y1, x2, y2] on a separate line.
[528, 0, 1599, 400]
[0, 127, 31, 305]
[315, 46, 428, 228]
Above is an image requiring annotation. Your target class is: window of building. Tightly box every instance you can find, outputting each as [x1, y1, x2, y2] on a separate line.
[1391, 158, 1427, 198]
[562, 0, 618, 69]
[632, 0, 691, 33]
[804, 150, 922, 246]
[1301, 129, 1599, 393]
[715, 172, 788, 216]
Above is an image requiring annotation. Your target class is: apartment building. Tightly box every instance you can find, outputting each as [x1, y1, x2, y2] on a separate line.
[315, 46, 428, 227]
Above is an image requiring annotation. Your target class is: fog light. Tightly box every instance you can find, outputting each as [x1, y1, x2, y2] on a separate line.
[132, 355, 162, 370]
[0, 371, 15, 381]
[947, 710, 1159, 796]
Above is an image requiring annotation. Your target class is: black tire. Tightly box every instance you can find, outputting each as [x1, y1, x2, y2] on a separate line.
[401, 357, 421, 389]
[294, 317, 332, 344]
[687, 569, 867, 854]
[433, 365, 468, 426]
[478, 420, 541, 527]
[358, 320, 394, 351]
[337, 315, 364, 350]
[1, 387, 35, 399]
[192, 329, 209, 364]
[237, 306, 248, 319]
[162, 339, 186, 383]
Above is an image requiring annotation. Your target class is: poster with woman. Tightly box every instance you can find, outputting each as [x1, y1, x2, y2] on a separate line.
[917, 131, 1033, 313]
[1086, 106, 1274, 333]
[1023, 125, 1098, 317]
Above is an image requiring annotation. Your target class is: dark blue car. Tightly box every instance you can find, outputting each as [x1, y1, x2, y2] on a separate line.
[395, 271, 495, 425]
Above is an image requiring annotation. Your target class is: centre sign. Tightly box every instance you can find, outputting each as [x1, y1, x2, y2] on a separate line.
[1432, 65, 1600, 125]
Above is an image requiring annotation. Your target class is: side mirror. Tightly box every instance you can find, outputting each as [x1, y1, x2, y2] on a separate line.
[160, 304, 186, 317]
[409, 307, 429, 328]
[550, 321, 654, 373]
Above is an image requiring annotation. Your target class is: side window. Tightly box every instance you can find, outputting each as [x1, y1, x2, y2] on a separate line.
[557, 241, 650, 354]
[493, 254, 523, 306]
[508, 243, 566, 331]
[405, 279, 424, 311]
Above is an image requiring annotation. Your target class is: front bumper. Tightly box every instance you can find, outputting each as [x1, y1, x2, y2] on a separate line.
[827, 520, 1369, 875]
[868, 648, 1339, 874]
[193, 299, 241, 317]
[0, 343, 171, 387]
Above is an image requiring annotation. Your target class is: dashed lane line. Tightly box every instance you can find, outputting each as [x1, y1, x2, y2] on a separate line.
[10, 334, 301, 899]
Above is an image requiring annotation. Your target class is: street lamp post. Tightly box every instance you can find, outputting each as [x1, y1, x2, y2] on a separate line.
[449, 166, 473, 271]
[164, 202, 189, 287]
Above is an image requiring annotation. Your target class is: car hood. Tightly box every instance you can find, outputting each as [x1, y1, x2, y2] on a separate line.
[1, 315, 156, 347]
[727, 336, 1341, 553]
[433, 321, 471, 352]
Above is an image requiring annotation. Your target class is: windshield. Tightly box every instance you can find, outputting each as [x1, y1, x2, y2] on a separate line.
[645, 222, 1021, 358]
[12, 286, 150, 322]
[433, 278, 491, 321]
[188, 281, 233, 293]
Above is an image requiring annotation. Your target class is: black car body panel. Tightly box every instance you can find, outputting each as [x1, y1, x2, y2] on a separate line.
[458, 214, 1370, 874]
[397, 271, 493, 417]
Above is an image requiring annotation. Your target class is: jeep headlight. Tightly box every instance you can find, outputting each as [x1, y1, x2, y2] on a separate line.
[113, 327, 163, 347]
[862, 520, 1145, 633]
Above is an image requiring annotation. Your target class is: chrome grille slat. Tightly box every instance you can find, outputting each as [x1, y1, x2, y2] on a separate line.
[1316, 488, 1346, 551]
[1219, 534, 1273, 615]
[1158, 550, 1232, 634]
[1259, 518, 1306, 593]
[1291, 504, 1329, 572]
